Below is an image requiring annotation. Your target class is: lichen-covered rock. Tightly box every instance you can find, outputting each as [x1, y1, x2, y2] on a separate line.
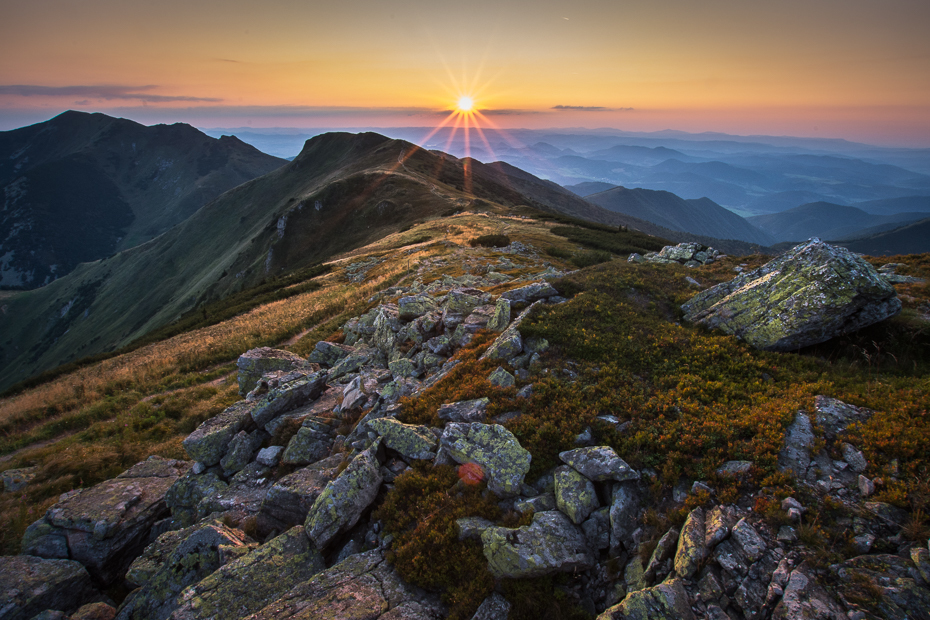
[480, 511, 596, 578]
[257, 455, 342, 534]
[470, 592, 511, 620]
[772, 569, 845, 620]
[220, 430, 267, 476]
[197, 464, 273, 523]
[2, 466, 38, 492]
[813, 395, 874, 439]
[673, 507, 705, 579]
[481, 301, 542, 361]
[597, 577, 695, 620]
[169, 526, 325, 620]
[165, 471, 228, 528]
[115, 521, 252, 620]
[304, 445, 383, 549]
[487, 366, 516, 388]
[367, 418, 437, 460]
[440, 423, 531, 497]
[0, 555, 99, 620]
[437, 398, 490, 423]
[554, 466, 599, 525]
[559, 446, 640, 482]
[487, 298, 511, 332]
[236, 347, 307, 396]
[681, 239, 901, 351]
[501, 281, 559, 304]
[182, 401, 253, 466]
[281, 426, 333, 466]
[644, 528, 679, 581]
[22, 456, 191, 585]
[126, 525, 196, 588]
[704, 505, 734, 549]
[307, 340, 354, 367]
[329, 347, 375, 379]
[250, 370, 327, 428]
[398, 295, 439, 321]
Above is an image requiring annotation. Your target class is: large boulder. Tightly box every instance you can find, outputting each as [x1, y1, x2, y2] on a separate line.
[772, 568, 845, 620]
[21, 456, 191, 585]
[236, 347, 308, 396]
[673, 507, 705, 579]
[501, 281, 559, 305]
[182, 402, 253, 466]
[553, 466, 599, 525]
[440, 423, 531, 497]
[398, 295, 439, 321]
[169, 526, 325, 620]
[304, 445, 383, 549]
[257, 455, 342, 534]
[681, 239, 901, 351]
[480, 511, 595, 578]
[559, 446, 640, 482]
[0, 555, 99, 620]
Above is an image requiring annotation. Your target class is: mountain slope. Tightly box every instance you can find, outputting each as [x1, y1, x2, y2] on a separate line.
[853, 195, 930, 216]
[748, 201, 930, 242]
[585, 186, 774, 244]
[838, 217, 930, 256]
[0, 111, 287, 289]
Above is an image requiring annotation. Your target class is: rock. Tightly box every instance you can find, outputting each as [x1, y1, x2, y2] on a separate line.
[304, 445, 383, 549]
[778, 410, 815, 479]
[437, 398, 490, 423]
[22, 456, 191, 585]
[169, 526, 325, 620]
[674, 507, 706, 579]
[716, 460, 753, 476]
[367, 418, 437, 460]
[388, 358, 416, 379]
[182, 401, 253, 466]
[516, 384, 533, 399]
[486, 298, 511, 332]
[236, 347, 307, 396]
[705, 505, 733, 549]
[197, 463, 273, 523]
[255, 446, 284, 467]
[559, 446, 640, 482]
[628, 253, 644, 263]
[115, 521, 252, 620]
[911, 546, 930, 584]
[220, 430, 266, 476]
[772, 569, 845, 620]
[515, 493, 557, 514]
[440, 423, 532, 497]
[398, 295, 438, 321]
[813, 396, 874, 439]
[329, 347, 374, 380]
[250, 370, 327, 428]
[280, 426, 333, 466]
[2, 466, 38, 493]
[841, 442, 868, 473]
[307, 341, 354, 367]
[681, 239, 901, 351]
[238, 549, 443, 620]
[480, 511, 595, 578]
[851, 533, 875, 554]
[257, 455, 342, 534]
[731, 518, 766, 563]
[581, 507, 611, 551]
[624, 556, 647, 594]
[488, 366, 516, 388]
[858, 474, 875, 496]
[71, 602, 117, 620]
[165, 471, 228, 528]
[470, 592, 511, 620]
[554, 466, 600, 524]
[714, 539, 749, 578]
[609, 483, 641, 552]
[645, 528, 680, 581]
[481, 301, 542, 361]
[0, 555, 98, 620]
[457, 516, 495, 541]
[501, 281, 559, 304]
[597, 577, 695, 620]
[777, 526, 798, 543]
[126, 525, 195, 587]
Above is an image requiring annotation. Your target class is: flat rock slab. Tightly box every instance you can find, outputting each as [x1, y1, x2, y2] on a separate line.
[242, 550, 443, 620]
[367, 418, 437, 460]
[559, 446, 640, 482]
[681, 239, 901, 351]
[0, 555, 99, 620]
[480, 511, 595, 578]
[597, 577, 695, 620]
[169, 526, 325, 620]
[237, 347, 308, 396]
[22, 456, 191, 585]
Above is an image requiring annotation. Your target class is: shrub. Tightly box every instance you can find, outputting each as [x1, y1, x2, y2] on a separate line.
[469, 234, 510, 248]
[570, 250, 611, 268]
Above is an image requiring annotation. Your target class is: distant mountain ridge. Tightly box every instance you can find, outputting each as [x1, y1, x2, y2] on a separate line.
[838, 217, 930, 256]
[747, 201, 929, 242]
[0, 111, 287, 289]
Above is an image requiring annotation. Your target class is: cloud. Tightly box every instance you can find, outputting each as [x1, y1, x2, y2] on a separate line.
[552, 105, 634, 112]
[0, 84, 221, 103]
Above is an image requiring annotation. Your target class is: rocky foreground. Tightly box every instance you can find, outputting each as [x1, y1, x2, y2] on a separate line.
[2, 240, 928, 620]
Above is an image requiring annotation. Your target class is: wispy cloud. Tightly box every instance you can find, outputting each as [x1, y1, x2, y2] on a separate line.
[0, 85, 222, 103]
[552, 105, 634, 112]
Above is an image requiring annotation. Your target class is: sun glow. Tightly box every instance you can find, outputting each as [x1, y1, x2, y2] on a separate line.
[457, 96, 474, 112]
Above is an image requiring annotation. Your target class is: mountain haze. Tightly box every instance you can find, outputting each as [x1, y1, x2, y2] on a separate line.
[0, 111, 287, 289]
[748, 202, 930, 242]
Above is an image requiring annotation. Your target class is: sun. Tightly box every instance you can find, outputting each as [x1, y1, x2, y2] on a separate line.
[456, 96, 474, 113]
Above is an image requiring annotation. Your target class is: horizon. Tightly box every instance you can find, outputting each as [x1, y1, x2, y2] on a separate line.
[2, 0, 930, 148]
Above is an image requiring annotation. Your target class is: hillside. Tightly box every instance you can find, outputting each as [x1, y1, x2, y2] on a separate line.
[585, 186, 775, 245]
[0, 132, 700, 392]
[0, 208, 927, 620]
[748, 201, 929, 242]
[838, 216, 930, 255]
[0, 111, 287, 289]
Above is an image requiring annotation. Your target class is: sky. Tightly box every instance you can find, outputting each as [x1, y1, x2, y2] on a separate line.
[1, 0, 929, 146]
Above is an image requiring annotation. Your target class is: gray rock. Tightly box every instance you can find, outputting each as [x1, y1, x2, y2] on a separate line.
[609, 483, 641, 552]
[182, 401, 253, 466]
[772, 569, 845, 620]
[674, 507, 706, 579]
[488, 366, 516, 388]
[281, 426, 333, 466]
[480, 511, 595, 578]
[0, 555, 98, 620]
[813, 395, 874, 439]
[307, 341, 354, 367]
[255, 446, 284, 467]
[165, 471, 228, 528]
[716, 460, 753, 475]
[597, 577, 695, 620]
[554, 466, 599, 524]
[731, 518, 766, 563]
[858, 474, 875, 496]
[304, 445, 383, 549]
[705, 505, 734, 549]
[437, 398, 490, 423]
[250, 370, 327, 428]
[681, 239, 901, 351]
[367, 418, 437, 460]
[220, 429, 266, 476]
[481, 301, 542, 361]
[841, 442, 868, 473]
[440, 423, 532, 497]
[486, 298, 511, 332]
[236, 347, 307, 396]
[470, 593, 511, 620]
[22, 456, 191, 585]
[168, 526, 325, 620]
[559, 446, 640, 482]
[581, 507, 611, 551]
[714, 539, 749, 577]
[2, 466, 38, 493]
[778, 410, 815, 479]
[645, 527, 680, 581]
[398, 295, 439, 321]
[515, 493, 557, 514]
[257, 455, 342, 534]
[456, 516, 495, 541]
[501, 281, 559, 304]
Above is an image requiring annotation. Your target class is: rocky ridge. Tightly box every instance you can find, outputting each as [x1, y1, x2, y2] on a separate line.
[2, 240, 927, 620]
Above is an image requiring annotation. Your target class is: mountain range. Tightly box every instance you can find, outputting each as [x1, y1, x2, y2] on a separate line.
[0, 111, 286, 289]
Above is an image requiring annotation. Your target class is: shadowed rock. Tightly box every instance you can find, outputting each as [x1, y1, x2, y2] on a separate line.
[0, 555, 99, 620]
[480, 511, 595, 578]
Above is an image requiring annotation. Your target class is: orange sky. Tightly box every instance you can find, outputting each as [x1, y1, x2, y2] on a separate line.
[1, 0, 929, 145]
